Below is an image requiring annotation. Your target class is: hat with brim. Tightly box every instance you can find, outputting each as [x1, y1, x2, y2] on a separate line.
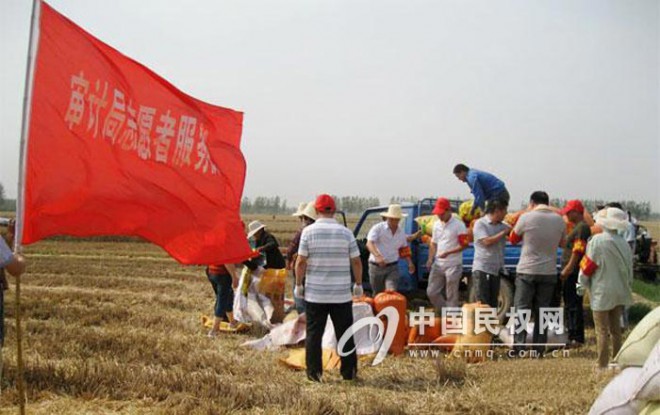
[247, 220, 267, 239]
[380, 204, 407, 219]
[300, 201, 317, 221]
[595, 207, 628, 232]
[292, 202, 307, 217]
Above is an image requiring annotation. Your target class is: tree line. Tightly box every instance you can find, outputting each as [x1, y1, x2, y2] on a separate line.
[240, 195, 382, 214]
[0, 180, 657, 219]
[0, 183, 16, 211]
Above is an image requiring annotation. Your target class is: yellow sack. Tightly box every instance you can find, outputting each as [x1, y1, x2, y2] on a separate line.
[416, 213, 463, 237]
[415, 215, 438, 236]
[450, 302, 493, 363]
[200, 315, 250, 333]
[257, 268, 287, 296]
[240, 267, 252, 296]
[279, 348, 341, 371]
[504, 211, 524, 228]
[459, 200, 482, 224]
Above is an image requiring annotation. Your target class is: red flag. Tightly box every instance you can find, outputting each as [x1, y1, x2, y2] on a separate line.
[21, 1, 252, 265]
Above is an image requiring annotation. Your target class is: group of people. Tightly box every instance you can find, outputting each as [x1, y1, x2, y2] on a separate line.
[201, 163, 636, 380]
[0, 163, 637, 386]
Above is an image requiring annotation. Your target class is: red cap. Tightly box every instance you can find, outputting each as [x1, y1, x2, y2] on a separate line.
[315, 194, 336, 213]
[561, 200, 584, 215]
[432, 197, 451, 215]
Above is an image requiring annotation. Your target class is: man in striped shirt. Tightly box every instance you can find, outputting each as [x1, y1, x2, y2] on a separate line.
[294, 194, 363, 382]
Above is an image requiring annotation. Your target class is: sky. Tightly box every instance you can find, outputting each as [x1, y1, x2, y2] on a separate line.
[1, 0, 659, 210]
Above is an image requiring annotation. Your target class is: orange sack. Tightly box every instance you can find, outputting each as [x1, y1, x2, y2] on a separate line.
[432, 334, 459, 352]
[408, 317, 443, 346]
[373, 290, 408, 355]
[504, 211, 524, 228]
[451, 302, 493, 363]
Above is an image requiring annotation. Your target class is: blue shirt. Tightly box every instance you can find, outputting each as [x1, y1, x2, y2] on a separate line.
[466, 169, 506, 210]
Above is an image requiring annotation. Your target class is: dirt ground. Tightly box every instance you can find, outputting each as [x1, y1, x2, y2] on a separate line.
[2, 236, 649, 414]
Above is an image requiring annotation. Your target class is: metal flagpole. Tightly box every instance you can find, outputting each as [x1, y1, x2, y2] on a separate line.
[14, 0, 42, 413]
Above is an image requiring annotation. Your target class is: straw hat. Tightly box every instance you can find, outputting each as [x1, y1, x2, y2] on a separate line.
[595, 207, 628, 232]
[292, 202, 307, 217]
[380, 204, 408, 219]
[300, 201, 317, 221]
[247, 220, 267, 239]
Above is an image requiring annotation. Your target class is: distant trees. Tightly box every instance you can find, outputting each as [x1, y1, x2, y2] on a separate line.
[240, 195, 382, 214]
[0, 182, 16, 212]
[334, 196, 381, 214]
[389, 196, 420, 204]
[240, 196, 289, 214]
[239, 195, 658, 219]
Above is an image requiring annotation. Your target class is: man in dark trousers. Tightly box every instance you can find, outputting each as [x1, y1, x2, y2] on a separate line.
[559, 200, 590, 347]
[294, 194, 363, 382]
[509, 191, 566, 356]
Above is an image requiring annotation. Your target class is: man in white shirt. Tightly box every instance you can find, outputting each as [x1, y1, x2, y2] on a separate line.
[294, 194, 363, 382]
[425, 198, 469, 310]
[366, 204, 415, 295]
[472, 200, 510, 308]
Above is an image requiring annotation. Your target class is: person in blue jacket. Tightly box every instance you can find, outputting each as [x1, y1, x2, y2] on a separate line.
[453, 164, 510, 214]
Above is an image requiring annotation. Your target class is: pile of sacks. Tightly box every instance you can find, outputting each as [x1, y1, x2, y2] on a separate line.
[242, 289, 498, 369]
[588, 306, 660, 415]
[241, 297, 384, 370]
[232, 266, 287, 329]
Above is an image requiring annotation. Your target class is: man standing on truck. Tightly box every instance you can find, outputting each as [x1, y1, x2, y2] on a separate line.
[559, 200, 590, 347]
[426, 198, 469, 311]
[453, 164, 510, 215]
[509, 191, 566, 356]
[294, 194, 363, 382]
[472, 200, 511, 309]
[366, 204, 415, 295]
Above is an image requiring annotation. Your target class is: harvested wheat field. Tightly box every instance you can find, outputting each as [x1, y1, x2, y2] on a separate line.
[0, 239, 637, 414]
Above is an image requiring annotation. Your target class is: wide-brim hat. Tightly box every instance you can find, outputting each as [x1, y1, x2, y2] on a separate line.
[247, 220, 267, 239]
[292, 202, 307, 217]
[300, 201, 317, 221]
[595, 207, 628, 232]
[380, 204, 407, 219]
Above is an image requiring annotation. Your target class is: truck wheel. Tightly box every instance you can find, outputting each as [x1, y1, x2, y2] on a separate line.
[498, 278, 514, 323]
